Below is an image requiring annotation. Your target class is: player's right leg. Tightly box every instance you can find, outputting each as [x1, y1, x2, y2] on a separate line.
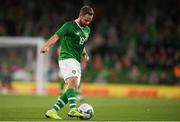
[45, 110, 62, 120]
[45, 92, 68, 119]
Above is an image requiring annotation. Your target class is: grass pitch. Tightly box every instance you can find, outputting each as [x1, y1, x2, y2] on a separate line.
[0, 95, 180, 121]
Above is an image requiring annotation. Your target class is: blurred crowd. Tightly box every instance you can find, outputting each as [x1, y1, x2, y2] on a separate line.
[0, 0, 180, 85]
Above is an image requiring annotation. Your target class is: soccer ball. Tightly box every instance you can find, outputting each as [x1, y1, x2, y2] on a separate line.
[78, 103, 94, 120]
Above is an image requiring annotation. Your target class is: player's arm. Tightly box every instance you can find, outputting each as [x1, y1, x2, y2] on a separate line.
[40, 34, 59, 53]
[41, 22, 69, 53]
[82, 47, 89, 61]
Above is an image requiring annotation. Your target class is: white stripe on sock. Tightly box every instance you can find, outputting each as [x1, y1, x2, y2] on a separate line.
[68, 97, 76, 101]
[70, 103, 77, 107]
[54, 104, 60, 110]
[58, 98, 65, 106]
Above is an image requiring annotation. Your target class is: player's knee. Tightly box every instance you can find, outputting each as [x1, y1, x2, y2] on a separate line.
[67, 77, 78, 89]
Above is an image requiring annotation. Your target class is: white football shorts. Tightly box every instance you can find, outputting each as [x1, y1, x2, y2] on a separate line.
[58, 58, 81, 86]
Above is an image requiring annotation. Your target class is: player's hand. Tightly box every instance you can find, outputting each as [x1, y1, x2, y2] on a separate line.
[40, 46, 48, 53]
[83, 54, 90, 62]
[81, 54, 89, 69]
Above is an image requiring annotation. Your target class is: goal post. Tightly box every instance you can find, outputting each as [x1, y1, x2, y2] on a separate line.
[0, 37, 49, 94]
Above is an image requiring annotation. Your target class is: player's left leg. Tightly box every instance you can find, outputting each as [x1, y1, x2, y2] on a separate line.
[65, 76, 83, 118]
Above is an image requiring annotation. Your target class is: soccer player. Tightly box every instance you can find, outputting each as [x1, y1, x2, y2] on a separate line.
[40, 5, 94, 120]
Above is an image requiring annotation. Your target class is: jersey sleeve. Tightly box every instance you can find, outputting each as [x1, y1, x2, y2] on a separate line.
[55, 22, 69, 37]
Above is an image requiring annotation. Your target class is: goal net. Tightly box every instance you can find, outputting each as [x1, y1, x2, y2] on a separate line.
[0, 37, 50, 94]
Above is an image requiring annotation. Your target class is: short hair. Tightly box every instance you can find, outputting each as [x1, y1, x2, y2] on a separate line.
[79, 5, 94, 16]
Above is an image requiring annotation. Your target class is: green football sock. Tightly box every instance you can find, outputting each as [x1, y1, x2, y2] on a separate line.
[66, 88, 77, 108]
[52, 93, 68, 111]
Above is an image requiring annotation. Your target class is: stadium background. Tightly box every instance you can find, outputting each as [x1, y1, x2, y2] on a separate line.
[0, 0, 180, 121]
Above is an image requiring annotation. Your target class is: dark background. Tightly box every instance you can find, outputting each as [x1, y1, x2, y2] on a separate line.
[0, 0, 180, 85]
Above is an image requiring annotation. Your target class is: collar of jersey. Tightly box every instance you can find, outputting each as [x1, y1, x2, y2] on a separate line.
[74, 20, 84, 29]
[74, 20, 89, 38]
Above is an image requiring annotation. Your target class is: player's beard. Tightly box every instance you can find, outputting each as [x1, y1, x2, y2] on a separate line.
[80, 19, 89, 26]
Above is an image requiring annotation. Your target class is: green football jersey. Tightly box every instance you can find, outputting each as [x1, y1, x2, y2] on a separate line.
[56, 21, 90, 62]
